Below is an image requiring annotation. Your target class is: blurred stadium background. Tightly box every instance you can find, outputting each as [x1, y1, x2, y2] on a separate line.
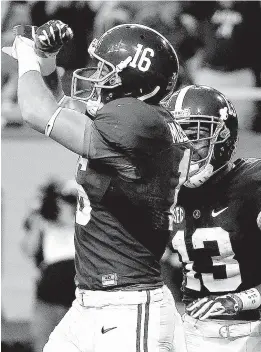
[1, 1, 261, 351]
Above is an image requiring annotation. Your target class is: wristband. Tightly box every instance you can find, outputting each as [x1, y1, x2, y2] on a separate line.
[234, 288, 261, 310]
[18, 56, 41, 78]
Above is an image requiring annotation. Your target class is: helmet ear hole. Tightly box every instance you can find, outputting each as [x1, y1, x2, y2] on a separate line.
[219, 126, 230, 140]
[213, 135, 238, 170]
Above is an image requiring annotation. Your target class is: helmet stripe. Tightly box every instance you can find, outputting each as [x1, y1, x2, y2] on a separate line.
[175, 85, 193, 111]
[138, 86, 160, 101]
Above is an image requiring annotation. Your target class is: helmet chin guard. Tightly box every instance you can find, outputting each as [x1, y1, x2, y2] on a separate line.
[184, 164, 214, 188]
[85, 96, 104, 117]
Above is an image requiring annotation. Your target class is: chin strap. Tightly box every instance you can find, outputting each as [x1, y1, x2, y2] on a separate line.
[184, 164, 214, 188]
[86, 97, 104, 117]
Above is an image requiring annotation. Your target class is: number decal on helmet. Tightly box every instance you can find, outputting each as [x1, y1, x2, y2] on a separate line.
[129, 44, 154, 72]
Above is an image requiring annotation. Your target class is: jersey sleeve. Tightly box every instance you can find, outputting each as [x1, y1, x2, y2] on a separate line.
[238, 159, 261, 233]
[244, 159, 261, 212]
[58, 97, 133, 172]
[92, 99, 172, 158]
[80, 105, 140, 180]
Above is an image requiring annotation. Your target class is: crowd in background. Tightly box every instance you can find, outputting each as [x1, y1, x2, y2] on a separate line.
[1, 1, 261, 351]
[21, 180, 77, 352]
[3, 179, 78, 352]
[2, 0, 261, 130]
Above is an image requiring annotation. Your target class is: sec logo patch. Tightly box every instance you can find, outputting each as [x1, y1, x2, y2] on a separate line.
[173, 206, 185, 224]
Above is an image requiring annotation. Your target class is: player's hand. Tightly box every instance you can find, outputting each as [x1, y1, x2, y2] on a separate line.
[34, 20, 73, 58]
[186, 294, 241, 320]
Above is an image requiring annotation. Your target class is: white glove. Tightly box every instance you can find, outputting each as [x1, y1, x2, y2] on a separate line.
[2, 27, 40, 77]
[2, 35, 35, 59]
[2, 25, 36, 59]
[186, 294, 241, 320]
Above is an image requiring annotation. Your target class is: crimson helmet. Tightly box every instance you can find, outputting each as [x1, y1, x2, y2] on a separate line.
[161, 85, 238, 187]
[71, 24, 179, 116]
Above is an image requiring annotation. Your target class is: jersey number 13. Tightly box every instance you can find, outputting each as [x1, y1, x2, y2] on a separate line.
[172, 227, 242, 292]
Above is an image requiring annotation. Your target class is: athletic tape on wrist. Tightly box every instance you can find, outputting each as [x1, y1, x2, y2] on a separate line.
[45, 107, 62, 137]
[16, 36, 41, 78]
[235, 288, 261, 310]
[18, 56, 40, 78]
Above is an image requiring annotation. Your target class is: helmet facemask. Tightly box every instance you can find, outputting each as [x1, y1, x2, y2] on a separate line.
[177, 115, 230, 187]
[71, 39, 134, 117]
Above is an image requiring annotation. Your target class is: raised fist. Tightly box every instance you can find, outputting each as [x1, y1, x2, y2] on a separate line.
[34, 20, 73, 58]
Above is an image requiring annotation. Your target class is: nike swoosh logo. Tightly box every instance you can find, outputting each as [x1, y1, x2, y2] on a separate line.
[101, 326, 117, 334]
[212, 207, 228, 217]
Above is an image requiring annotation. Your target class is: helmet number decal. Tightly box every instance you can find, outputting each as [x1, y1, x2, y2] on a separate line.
[129, 44, 154, 72]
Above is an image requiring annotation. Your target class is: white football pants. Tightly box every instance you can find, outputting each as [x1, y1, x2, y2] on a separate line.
[43, 285, 187, 352]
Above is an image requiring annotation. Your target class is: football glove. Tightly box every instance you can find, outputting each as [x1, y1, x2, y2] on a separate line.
[186, 294, 241, 320]
[34, 20, 73, 58]
[2, 21, 73, 59]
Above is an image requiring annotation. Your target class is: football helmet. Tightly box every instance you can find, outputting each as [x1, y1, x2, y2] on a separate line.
[71, 24, 179, 116]
[161, 85, 238, 187]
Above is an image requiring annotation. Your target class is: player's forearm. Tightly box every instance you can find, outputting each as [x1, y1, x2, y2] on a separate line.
[43, 69, 64, 102]
[38, 56, 65, 102]
[18, 70, 58, 133]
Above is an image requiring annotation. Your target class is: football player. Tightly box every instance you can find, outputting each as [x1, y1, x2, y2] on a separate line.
[162, 85, 261, 352]
[2, 21, 191, 352]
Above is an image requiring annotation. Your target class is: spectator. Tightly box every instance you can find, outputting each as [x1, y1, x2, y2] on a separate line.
[30, 1, 95, 95]
[21, 180, 78, 352]
[184, 1, 261, 130]
[134, 1, 198, 89]
[92, 1, 145, 38]
[92, 1, 198, 89]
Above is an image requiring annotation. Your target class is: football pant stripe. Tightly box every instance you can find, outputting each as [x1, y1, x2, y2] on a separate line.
[143, 291, 151, 352]
[136, 304, 142, 352]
